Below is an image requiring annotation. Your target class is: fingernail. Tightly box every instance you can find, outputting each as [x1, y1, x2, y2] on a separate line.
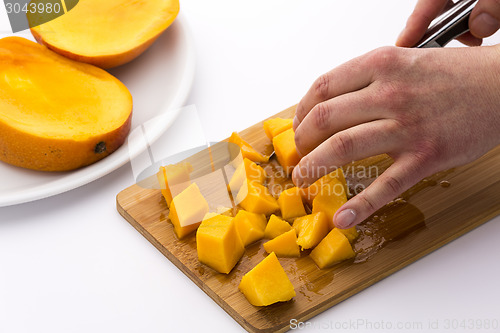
[293, 116, 299, 130]
[335, 209, 357, 229]
[471, 13, 500, 38]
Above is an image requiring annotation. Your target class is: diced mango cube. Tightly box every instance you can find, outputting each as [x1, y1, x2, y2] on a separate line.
[301, 168, 347, 207]
[236, 180, 279, 215]
[277, 187, 306, 221]
[272, 128, 300, 177]
[312, 178, 347, 229]
[168, 183, 209, 239]
[292, 212, 329, 250]
[338, 226, 359, 243]
[233, 210, 266, 246]
[263, 118, 293, 140]
[228, 158, 267, 194]
[309, 228, 355, 269]
[263, 229, 300, 257]
[264, 214, 292, 239]
[228, 132, 269, 163]
[157, 162, 193, 207]
[239, 252, 296, 306]
[196, 214, 245, 274]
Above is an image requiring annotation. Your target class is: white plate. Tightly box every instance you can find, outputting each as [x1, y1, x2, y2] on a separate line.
[0, 15, 196, 207]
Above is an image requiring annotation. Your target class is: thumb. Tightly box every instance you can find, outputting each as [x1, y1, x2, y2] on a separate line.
[469, 0, 500, 38]
[333, 157, 428, 229]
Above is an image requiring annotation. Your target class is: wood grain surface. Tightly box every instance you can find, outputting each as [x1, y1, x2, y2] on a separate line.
[116, 105, 500, 333]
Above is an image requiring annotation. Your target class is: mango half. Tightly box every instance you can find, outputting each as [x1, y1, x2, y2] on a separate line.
[30, 0, 180, 68]
[0, 37, 132, 171]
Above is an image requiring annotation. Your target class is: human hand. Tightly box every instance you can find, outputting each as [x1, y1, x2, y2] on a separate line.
[292, 45, 500, 229]
[397, 0, 500, 47]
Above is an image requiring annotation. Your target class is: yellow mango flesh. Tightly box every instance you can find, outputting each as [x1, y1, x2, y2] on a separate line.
[301, 168, 347, 206]
[228, 132, 269, 163]
[233, 210, 267, 247]
[277, 187, 307, 221]
[263, 118, 293, 140]
[157, 162, 193, 207]
[309, 228, 355, 269]
[263, 229, 300, 257]
[239, 252, 296, 306]
[293, 212, 329, 250]
[264, 214, 292, 239]
[228, 158, 267, 195]
[236, 181, 279, 215]
[312, 178, 348, 229]
[168, 183, 209, 239]
[197, 214, 245, 274]
[339, 226, 359, 243]
[30, 0, 180, 68]
[272, 128, 300, 177]
[0, 37, 132, 171]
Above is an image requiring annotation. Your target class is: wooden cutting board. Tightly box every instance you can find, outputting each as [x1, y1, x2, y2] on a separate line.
[116, 105, 500, 333]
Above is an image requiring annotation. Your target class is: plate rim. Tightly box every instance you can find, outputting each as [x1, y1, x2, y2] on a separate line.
[0, 13, 196, 207]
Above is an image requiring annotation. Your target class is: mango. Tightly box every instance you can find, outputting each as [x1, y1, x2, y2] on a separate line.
[236, 180, 279, 215]
[273, 128, 300, 177]
[30, 0, 180, 68]
[196, 214, 245, 274]
[264, 215, 292, 239]
[309, 228, 355, 269]
[228, 158, 266, 195]
[263, 229, 300, 257]
[263, 118, 293, 140]
[312, 178, 347, 229]
[277, 187, 307, 221]
[233, 210, 267, 247]
[0, 37, 132, 171]
[228, 132, 269, 163]
[339, 226, 359, 243]
[168, 183, 209, 239]
[301, 168, 347, 206]
[239, 252, 296, 306]
[292, 212, 329, 250]
[157, 162, 193, 207]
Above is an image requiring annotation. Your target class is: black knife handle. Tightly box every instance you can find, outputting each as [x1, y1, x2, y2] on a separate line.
[415, 0, 478, 48]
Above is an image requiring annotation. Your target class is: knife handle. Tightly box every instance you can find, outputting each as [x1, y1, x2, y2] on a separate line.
[415, 0, 478, 48]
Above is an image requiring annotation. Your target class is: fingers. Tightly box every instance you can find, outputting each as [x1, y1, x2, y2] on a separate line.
[294, 56, 374, 130]
[332, 155, 431, 229]
[469, 0, 500, 38]
[456, 32, 483, 46]
[396, 0, 451, 47]
[292, 120, 402, 187]
[294, 88, 386, 156]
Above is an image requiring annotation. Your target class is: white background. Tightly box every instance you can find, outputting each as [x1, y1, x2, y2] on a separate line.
[1, 1, 500, 332]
